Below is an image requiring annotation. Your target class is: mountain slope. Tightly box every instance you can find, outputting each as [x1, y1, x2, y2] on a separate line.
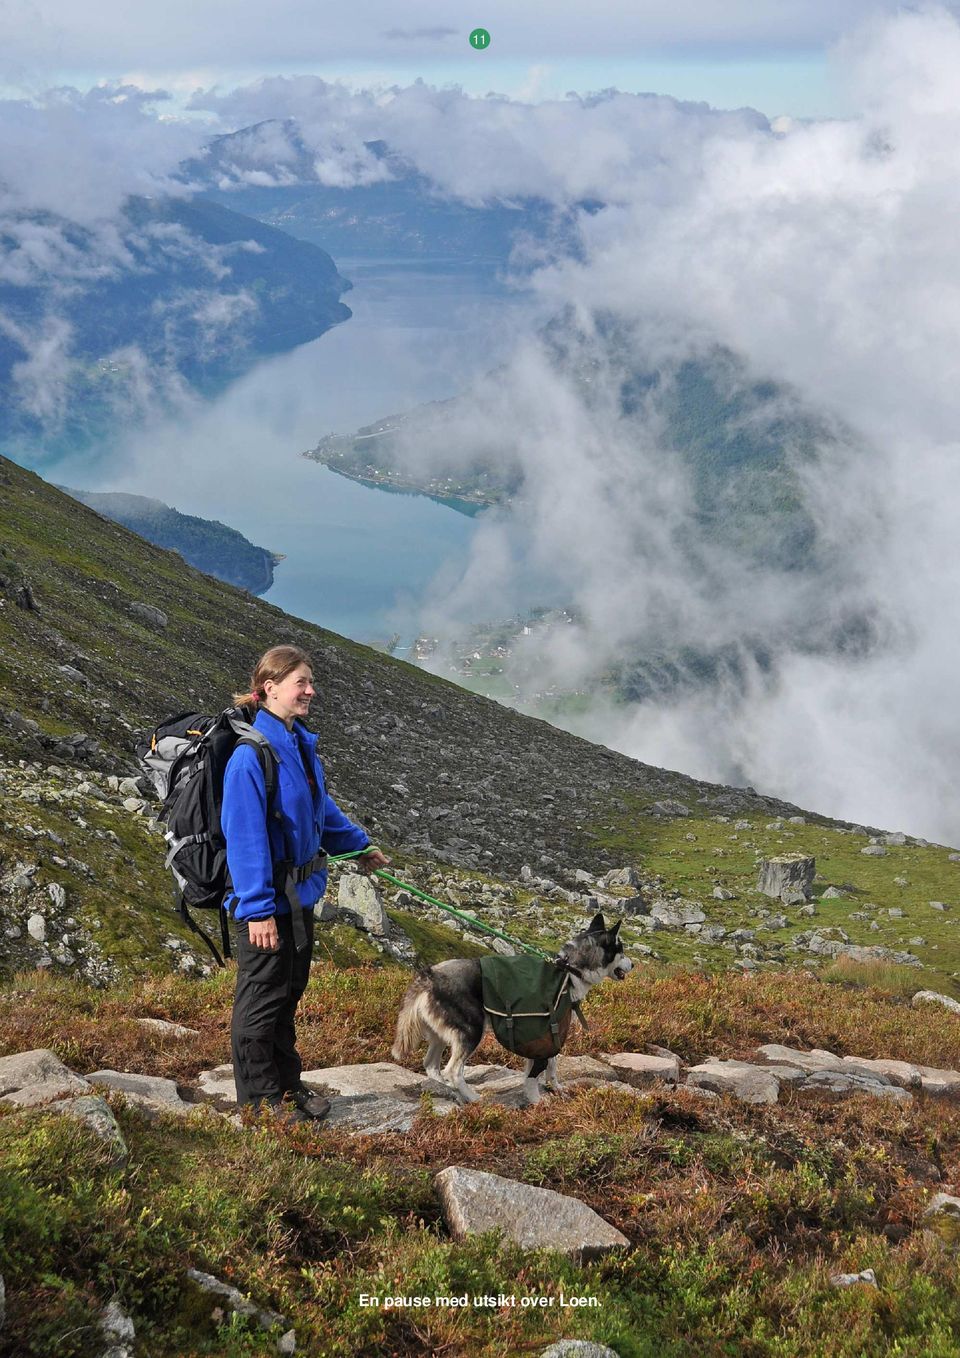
[60, 488, 283, 594]
[1, 196, 351, 451]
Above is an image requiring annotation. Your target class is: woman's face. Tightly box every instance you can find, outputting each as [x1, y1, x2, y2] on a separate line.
[264, 663, 315, 723]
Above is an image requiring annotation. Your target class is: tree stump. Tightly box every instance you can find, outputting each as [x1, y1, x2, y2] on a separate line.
[758, 854, 815, 904]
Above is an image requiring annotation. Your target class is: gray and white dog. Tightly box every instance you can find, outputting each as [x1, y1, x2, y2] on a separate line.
[392, 913, 633, 1105]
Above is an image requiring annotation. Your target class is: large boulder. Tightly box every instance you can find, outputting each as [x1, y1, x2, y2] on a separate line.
[337, 874, 388, 934]
[49, 1095, 129, 1167]
[757, 854, 815, 904]
[0, 1048, 90, 1106]
[913, 991, 960, 1016]
[435, 1166, 629, 1260]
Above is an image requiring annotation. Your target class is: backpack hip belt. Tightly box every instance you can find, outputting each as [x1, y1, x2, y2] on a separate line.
[275, 850, 328, 952]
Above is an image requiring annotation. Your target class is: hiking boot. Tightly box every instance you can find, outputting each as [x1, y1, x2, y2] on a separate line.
[285, 1083, 331, 1120]
[247, 1096, 312, 1126]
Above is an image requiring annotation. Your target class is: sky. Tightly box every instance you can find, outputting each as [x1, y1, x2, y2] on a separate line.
[0, 0, 919, 117]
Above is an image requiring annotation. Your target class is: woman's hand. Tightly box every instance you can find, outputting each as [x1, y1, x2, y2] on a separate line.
[248, 917, 280, 950]
[357, 847, 391, 875]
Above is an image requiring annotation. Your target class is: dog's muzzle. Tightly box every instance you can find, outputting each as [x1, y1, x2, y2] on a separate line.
[613, 958, 633, 980]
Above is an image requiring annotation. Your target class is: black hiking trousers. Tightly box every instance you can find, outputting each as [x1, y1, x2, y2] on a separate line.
[231, 910, 315, 1107]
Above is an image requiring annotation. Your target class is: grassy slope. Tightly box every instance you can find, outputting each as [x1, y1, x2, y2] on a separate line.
[5, 967, 960, 1357]
[4, 455, 960, 1354]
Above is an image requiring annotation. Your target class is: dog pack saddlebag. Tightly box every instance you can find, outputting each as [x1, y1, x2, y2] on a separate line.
[480, 955, 574, 1060]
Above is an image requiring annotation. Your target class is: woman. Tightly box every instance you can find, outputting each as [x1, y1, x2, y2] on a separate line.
[222, 644, 389, 1123]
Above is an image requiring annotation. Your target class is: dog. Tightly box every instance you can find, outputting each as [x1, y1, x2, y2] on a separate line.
[391, 913, 633, 1105]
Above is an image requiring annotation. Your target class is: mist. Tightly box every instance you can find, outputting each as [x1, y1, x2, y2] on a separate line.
[401, 7, 960, 842]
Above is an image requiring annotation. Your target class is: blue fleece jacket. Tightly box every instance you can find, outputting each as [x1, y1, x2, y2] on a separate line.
[221, 708, 370, 923]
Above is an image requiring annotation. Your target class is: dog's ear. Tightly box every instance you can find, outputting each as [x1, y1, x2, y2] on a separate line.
[588, 912, 606, 933]
[610, 918, 622, 936]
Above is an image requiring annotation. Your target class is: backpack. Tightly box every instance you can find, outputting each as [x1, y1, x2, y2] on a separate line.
[138, 706, 278, 966]
[480, 955, 578, 1071]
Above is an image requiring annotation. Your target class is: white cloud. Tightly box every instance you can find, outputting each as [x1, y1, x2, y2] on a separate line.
[405, 6, 960, 840]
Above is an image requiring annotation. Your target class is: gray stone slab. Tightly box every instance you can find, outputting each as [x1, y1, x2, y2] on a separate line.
[801, 1070, 912, 1103]
[87, 1070, 200, 1117]
[754, 1044, 844, 1073]
[435, 1166, 629, 1260]
[0, 1051, 89, 1107]
[324, 1093, 419, 1134]
[685, 1061, 781, 1105]
[302, 1061, 426, 1099]
[841, 1056, 923, 1090]
[134, 1018, 200, 1039]
[196, 1064, 238, 1102]
[602, 1052, 680, 1085]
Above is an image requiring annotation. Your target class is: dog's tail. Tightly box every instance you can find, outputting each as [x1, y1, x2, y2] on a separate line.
[391, 977, 430, 1062]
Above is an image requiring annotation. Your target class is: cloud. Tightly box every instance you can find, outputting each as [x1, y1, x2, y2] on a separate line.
[402, 6, 960, 840]
[192, 78, 768, 204]
[382, 28, 458, 43]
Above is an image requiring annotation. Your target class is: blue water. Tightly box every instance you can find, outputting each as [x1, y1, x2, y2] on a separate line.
[54, 259, 539, 643]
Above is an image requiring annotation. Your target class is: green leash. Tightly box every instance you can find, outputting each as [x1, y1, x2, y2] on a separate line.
[328, 850, 552, 961]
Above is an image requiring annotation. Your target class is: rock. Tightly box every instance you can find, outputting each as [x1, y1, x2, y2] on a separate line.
[118, 777, 142, 797]
[602, 1053, 680, 1086]
[0, 1048, 90, 1105]
[929, 901, 950, 912]
[47, 883, 66, 909]
[26, 914, 46, 942]
[196, 1065, 238, 1102]
[435, 1166, 629, 1260]
[685, 1060, 781, 1105]
[821, 887, 846, 899]
[840, 1056, 922, 1090]
[802, 1070, 912, 1103]
[130, 602, 168, 629]
[758, 855, 815, 903]
[134, 1017, 200, 1039]
[337, 874, 388, 935]
[924, 1193, 960, 1220]
[325, 1093, 421, 1134]
[185, 1269, 285, 1332]
[87, 1070, 200, 1118]
[555, 1055, 622, 1083]
[911, 1064, 960, 1098]
[883, 832, 907, 846]
[539, 1343, 621, 1358]
[712, 887, 736, 900]
[754, 1044, 844, 1074]
[602, 867, 639, 888]
[649, 800, 690, 817]
[923, 1193, 960, 1246]
[912, 990, 960, 1016]
[649, 900, 705, 928]
[278, 1331, 297, 1355]
[122, 798, 146, 813]
[830, 1269, 877, 1288]
[861, 845, 887, 857]
[100, 1298, 136, 1351]
[49, 1095, 129, 1167]
[301, 1062, 426, 1099]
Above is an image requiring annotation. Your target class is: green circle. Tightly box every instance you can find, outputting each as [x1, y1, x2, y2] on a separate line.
[469, 28, 491, 50]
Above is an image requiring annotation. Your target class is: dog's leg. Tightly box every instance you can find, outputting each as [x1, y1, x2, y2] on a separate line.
[542, 1056, 563, 1092]
[521, 1058, 543, 1105]
[442, 1035, 481, 1103]
[424, 1034, 445, 1082]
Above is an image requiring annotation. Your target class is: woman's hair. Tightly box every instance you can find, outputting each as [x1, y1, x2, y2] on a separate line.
[233, 644, 313, 708]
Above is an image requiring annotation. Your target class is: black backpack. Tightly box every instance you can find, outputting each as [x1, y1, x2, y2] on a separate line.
[138, 707, 278, 966]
